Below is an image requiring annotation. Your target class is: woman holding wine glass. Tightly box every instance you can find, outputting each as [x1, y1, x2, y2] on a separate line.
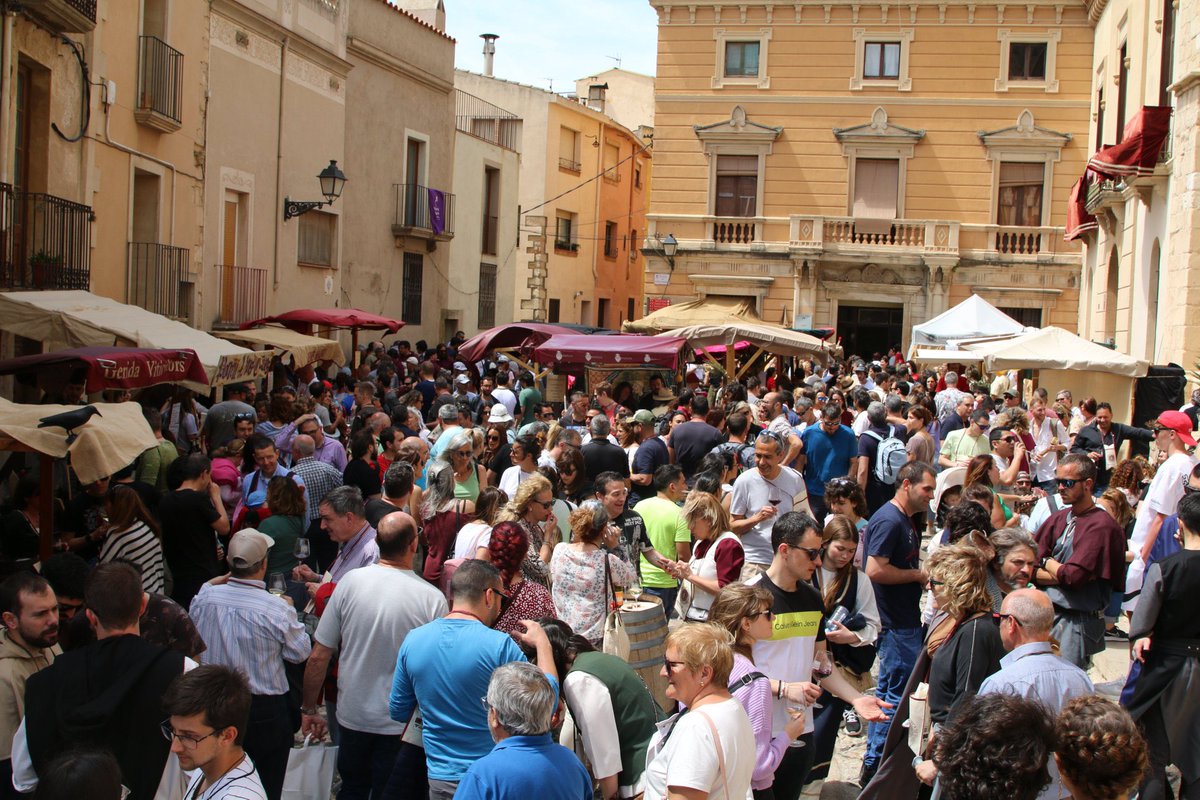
[258, 476, 307, 576]
[677, 492, 744, 622]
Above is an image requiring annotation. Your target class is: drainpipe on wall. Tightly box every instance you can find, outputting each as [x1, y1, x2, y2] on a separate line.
[0, 8, 15, 183]
[272, 35, 289, 290]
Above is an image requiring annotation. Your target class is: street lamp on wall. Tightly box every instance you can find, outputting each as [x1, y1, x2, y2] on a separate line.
[655, 233, 678, 270]
[283, 160, 349, 221]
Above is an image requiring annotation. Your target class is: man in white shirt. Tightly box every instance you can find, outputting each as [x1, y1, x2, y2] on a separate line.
[301, 512, 447, 797]
[1028, 398, 1069, 493]
[164, 665, 267, 800]
[1125, 411, 1199, 612]
[730, 431, 809, 575]
[491, 371, 518, 416]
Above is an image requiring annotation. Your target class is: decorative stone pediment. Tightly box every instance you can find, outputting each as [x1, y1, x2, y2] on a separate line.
[694, 105, 784, 145]
[833, 107, 925, 145]
[978, 109, 1071, 151]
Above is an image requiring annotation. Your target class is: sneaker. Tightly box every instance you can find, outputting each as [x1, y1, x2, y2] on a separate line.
[843, 708, 863, 736]
[1105, 626, 1129, 641]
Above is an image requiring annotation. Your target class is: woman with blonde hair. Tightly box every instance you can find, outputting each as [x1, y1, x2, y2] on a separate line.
[550, 500, 636, 645]
[910, 541, 1006, 788]
[677, 492, 744, 622]
[643, 623, 756, 800]
[709, 584, 808, 797]
[496, 473, 557, 588]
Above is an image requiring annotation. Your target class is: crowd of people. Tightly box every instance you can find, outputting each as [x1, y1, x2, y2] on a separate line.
[0, 336, 1195, 800]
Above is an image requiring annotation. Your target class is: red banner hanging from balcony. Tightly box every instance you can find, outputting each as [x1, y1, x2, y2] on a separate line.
[1086, 106, 1173, 179]
[1064, 175, 1098, 241]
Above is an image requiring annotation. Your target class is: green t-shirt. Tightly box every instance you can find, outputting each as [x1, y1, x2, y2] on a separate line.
[632, 496, 690, 588]
[518, 387, 542, 426]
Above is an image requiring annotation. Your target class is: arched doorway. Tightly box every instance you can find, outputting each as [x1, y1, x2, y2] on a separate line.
[1104, 247, 1119, 342]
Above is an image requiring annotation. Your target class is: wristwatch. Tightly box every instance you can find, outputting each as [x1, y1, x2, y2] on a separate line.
[301, 706, 319, 716]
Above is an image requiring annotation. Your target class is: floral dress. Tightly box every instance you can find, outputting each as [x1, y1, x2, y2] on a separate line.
[494, 579, 556, 640]
[517, 518, 552, 589]
[550, 543, 636, 645]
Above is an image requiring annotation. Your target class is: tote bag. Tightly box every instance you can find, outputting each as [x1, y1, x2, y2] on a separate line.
[281, 736, 338, 800]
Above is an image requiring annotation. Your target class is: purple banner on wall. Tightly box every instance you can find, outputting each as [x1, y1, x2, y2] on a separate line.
[428, 189, 445, 235]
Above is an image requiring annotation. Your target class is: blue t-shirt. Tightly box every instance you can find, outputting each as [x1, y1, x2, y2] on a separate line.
[863, 502, 923, 630]
[389, 618, 533, 781]
[799, 425, 857, 497]
[632, 436, 670, 500]
[455, 734, 592, 800]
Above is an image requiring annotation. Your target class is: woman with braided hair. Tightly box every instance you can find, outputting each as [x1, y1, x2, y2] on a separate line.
[1055, 695, 1148, 800]
[487, 521, 555, 638]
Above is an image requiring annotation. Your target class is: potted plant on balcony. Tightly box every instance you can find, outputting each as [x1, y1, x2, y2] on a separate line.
[28, 250, 62, 288]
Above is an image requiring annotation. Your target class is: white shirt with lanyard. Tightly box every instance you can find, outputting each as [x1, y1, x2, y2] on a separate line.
[184, 754, 265, 800]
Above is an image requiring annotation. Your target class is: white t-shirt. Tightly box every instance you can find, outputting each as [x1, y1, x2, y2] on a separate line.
[499, 465, 535, 499]
[642, 698, 755, 800]
[729, 467, 806, 564]
[314, 564, 448, 734]
[560, 671, 644, 797]
[1125, 451, 1198, 609]
[1029, 416, 1069, 482]
[453, 522, 492, 559]
[492, 387, 518, 415]
[851, 411, 870, 435]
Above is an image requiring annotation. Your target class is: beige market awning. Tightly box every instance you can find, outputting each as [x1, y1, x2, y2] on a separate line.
[622, 296, 764, 334]
[0, 291, 276, 388]
[215, 327, 345, 367]
[0, 399, 157, 484]
[966, 326, 1149, 378]
[667, 322, 828, 359]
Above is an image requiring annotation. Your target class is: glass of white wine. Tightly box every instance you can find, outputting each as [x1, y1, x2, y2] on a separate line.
[268, 573, 287, 597]
[294, 538, 311, 561]
[626, 579, 643, 604]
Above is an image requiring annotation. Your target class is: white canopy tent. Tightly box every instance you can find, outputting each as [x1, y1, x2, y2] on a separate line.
[909, 295, 1031, 356]
[0, 291, 276, 389]
[967, 326, 1149, 378]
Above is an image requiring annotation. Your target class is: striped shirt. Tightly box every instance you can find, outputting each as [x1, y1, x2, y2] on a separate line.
[183, 754, 266, 799]
[289, 457, 345, 522]
[99, 521, 165, 594]
[189, 578, 312, 695]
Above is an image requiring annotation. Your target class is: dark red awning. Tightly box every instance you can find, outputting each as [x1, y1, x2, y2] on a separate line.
[1065, 175, 1098, 241]
[242, 308, 405, 333]
[456, 323, 579, 362]
[0, 346, 209, 391]
[531, 334, 688, 370]
[1087, 106, 1173, 179]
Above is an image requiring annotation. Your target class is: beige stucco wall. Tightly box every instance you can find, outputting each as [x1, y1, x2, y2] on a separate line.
[342, 0, 455, 344]
[645, 0, 1091, 352]
[202, 0, 349, 332]
[574, 68, 656, 132]
[449, 129, 521, 333]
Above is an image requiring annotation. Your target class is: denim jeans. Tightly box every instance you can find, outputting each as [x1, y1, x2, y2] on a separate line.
[863, 627, 923, 771]
[336, 726, 403, 799]
[643, 585, 679, 620]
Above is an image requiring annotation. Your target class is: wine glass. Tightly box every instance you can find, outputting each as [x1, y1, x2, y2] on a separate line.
[811, 650, 834, 684]
[626, 579, 643, 604]
[268, 573, 287, 596]
[293, 538, 311, 560]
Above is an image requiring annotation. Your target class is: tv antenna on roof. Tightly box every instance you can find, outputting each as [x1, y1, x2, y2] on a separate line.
[543, 77, 554, 92]
[606, 55, 622, 68]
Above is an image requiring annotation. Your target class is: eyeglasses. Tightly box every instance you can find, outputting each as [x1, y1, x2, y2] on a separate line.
[453, 449, 472, 458]
[233, 412, 255, 423]
[1056, 478, 1081, 489]
[161, 720, 221, 749]
[530, 498, 554, 509]
[480, 695, 491, 710]
[663, 657, 687, 674]
[791, 545, 822, 561]
[995, 613, 1023, 627]
[751, 608, 775, 621]
[490, 586, 511, 612]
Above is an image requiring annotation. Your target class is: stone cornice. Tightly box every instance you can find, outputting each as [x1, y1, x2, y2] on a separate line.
[211, 0, 352, 76]
[649, 0, 1088, 26]
[346, 36, 453, 94]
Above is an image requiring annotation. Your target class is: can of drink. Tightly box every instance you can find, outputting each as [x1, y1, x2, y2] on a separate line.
[826, 605, 850, 631]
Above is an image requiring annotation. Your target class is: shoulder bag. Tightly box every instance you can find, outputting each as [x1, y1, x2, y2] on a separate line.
[601, 551, 630, 660]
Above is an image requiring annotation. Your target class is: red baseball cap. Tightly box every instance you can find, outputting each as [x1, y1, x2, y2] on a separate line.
[1153, 410, 1197, 447]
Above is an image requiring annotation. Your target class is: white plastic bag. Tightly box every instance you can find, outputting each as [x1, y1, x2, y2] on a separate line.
[281, 735, 338, 800]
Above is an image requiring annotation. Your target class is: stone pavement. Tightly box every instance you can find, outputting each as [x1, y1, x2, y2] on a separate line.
[817, 634, 1136, 800]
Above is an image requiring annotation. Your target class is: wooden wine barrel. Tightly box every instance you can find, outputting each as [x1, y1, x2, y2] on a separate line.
[619, 597, 673, 712]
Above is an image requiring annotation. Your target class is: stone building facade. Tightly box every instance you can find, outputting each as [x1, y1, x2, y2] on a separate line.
[643, 0, 1092, 356]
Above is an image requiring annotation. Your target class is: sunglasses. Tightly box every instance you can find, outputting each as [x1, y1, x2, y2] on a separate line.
[927, 578, 945, 587]
[995, 612, 1023, 627]
[531, 498, 555, 508]
[233, 412, 255, 422]
[663, 657, 687, 674]
[791, 545, 822, 561]
[1056, 478, 1081, 489]
[752, 608, 775, 621]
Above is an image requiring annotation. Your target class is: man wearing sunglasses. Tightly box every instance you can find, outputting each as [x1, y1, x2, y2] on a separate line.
[389, 561, 557, 800]
[1031, 455, 1126, 669]
[747, 512, 890, 800]
[938, 409, 991, 470]
[201, 383, 256, 450]
[1068, 402, 1155, 491]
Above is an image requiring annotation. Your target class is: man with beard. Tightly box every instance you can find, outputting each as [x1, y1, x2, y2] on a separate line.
[986, 528, 1039, 610]
[0, 574, 59, 796]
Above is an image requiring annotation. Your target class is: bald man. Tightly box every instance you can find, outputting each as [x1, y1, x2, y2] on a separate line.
[978, 589, 1093, 800]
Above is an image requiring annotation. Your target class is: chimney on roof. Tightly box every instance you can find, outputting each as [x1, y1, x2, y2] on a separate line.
[481, 33, 499, 77]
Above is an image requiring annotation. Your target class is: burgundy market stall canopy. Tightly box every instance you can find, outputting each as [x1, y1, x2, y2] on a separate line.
[242, 308, 405, 334]
[1086, 105, 1173, 179]
[531, 334, 689, 371]
[0, 346, 209, 392]
[456, 323, 573, 363]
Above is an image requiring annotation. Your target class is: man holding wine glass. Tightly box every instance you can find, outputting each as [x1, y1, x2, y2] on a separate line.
[746, 512, 891, 800]
[731, 430, 809, 580]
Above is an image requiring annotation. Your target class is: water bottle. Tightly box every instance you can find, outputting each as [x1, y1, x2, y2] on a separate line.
[826, 605, 850, 632]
